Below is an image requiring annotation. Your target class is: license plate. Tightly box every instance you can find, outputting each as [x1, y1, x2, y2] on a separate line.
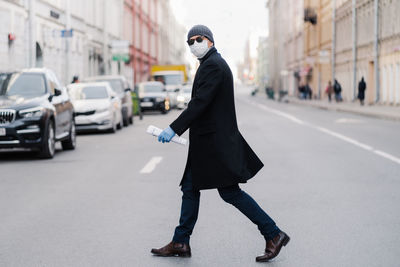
[0, 128, 5, 136]
[141, 102, 154, 107]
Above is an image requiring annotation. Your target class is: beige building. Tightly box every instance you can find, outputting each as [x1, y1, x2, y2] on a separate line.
[267, 0, 400, 105]
[267, 0, 287, 92]
[256, 37, 269, 90]
[303, 0, 332, 99]
[237, 38, 257, 85]
[283, 0, 305, 96]
[335, 0, 400, 105]
[268, 0, 331, 97]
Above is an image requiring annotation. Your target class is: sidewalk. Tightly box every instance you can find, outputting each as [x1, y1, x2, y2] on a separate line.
[284, 96, 400, 121]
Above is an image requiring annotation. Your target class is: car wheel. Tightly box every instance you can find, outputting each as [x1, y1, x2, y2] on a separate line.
[38, 120, 56, 159]
[123, 117, 129, 127]
[109, 116, 117, 133]
[117, 119, 123, 130]
[122, 110, 129, 127]
[61, 122, 76, 150]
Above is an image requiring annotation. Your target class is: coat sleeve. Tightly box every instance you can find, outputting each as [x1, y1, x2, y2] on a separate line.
[170, 61, 222, 136]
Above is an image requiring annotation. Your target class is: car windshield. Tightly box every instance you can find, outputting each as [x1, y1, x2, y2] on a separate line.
[0, 73, 46, 97]
[102, 79, 124, 94]
[143, 84, 163, 92]
[70, 86, 108, 100]
[154, 74, 183, 85]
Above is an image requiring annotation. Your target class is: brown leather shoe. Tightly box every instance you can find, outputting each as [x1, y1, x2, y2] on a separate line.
[151, 241, 191, 257]
[255, 231, 290, 262]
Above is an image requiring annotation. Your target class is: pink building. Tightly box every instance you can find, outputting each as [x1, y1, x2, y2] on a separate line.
[124, 0, 159, 84]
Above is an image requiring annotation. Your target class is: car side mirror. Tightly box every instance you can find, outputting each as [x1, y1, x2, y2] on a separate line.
[174, 88, 180, 92]
[110, 95, 115, 99]
[54, 88, 62, 96]
[162, 88, 167, 92]
[124, 88, 131, 92]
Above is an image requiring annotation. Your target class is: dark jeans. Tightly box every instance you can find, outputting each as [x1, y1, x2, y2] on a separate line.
[172, 169, 280, 245]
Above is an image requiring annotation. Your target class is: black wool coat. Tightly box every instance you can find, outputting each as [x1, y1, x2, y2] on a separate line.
[358, 80, 366, 100]
[170, 47, 264, 190]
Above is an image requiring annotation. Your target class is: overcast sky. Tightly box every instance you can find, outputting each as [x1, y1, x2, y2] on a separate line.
[170, 0, 269, 76]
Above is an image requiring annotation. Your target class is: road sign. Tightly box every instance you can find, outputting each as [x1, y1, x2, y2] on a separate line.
[112, 54, 130, 62]
[111, 40, 130, 62]
[61, 29, 73, 38]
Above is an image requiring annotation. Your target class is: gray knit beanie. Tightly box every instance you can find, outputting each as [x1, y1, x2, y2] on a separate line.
[187, 25, 214, 44]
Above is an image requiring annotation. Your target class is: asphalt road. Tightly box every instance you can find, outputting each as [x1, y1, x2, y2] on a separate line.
[1, 85, 400, 267]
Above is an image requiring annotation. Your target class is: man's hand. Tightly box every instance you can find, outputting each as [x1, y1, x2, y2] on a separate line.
[158, 126, 176, 143]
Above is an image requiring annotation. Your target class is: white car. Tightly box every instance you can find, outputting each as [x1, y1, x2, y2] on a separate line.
[176, 88, 186, 110]
[181, 83, 192, 107]
[67, 82, 122, 133]
[152, 70, 184, 108]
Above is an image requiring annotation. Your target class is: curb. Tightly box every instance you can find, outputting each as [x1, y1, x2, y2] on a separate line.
[287, 99, 400, 121]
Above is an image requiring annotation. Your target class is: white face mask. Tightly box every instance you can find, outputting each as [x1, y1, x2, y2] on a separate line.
[190, 39, 210, 59]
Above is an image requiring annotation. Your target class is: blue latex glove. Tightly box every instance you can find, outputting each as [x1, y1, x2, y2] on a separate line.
[158, 126, 176, 143]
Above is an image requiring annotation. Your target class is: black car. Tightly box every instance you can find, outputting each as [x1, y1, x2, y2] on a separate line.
[83, 75, 134, 126]
[0, 68, 76, 158]
[136, 81, 170, 114]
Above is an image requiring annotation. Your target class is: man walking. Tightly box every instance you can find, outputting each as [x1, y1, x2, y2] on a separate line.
[334, 79, 343, 102]
[358, 77, 366, 106]
[151, 25, 289, 262]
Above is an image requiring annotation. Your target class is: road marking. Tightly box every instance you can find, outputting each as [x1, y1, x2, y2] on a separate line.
[374, 150, 400, 165]
[244, 99, 400, 166]
[256, 103, 305, 125]
[140, 156, 163, 174]
[315, 126, 374, 151]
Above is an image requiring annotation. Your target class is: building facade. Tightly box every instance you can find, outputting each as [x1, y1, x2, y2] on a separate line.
[0, 0, 125, 84]
[303, 0, 332, 99]
[283, 0, 305, 96]
[0, 0, 187, 86]
[124, 0, 157, 84]
[256, 37, 269, 90]
[124, 0, 187, 84]
[266, 0, 287, 92]
[267, 0, 400, 105]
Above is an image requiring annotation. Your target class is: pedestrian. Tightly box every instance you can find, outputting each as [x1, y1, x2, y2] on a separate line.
[325, 81, 333, 102]
[305, 84, 312, 99]
[151, 25, 290, 262]
[334, 79, 342, 102]
[71, 75, 79, 83]
[298, 84, 306, 99]
[358, 77, 366, 106]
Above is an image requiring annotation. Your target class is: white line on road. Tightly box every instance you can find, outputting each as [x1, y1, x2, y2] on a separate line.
[315, 126, 374, 151]
[244, 99, 400, 166]
[256, 103, 305, 125]
[140, 156, 163, 174]
[373, 150, 400, 165]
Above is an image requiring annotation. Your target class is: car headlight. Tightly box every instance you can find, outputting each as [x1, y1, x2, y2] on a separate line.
[177, 95, 185, 102]
[156, 97, 165, 102]
[96, 108, 109, 113]
[19, 107, 44, 118]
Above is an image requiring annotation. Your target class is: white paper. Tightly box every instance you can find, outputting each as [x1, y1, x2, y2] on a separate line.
[146, 125, 187, 146]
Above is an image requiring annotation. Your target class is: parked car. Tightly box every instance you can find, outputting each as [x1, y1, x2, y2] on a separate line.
[153, 70, 184, 109]
[0, 68, 76, 158]
[67, 82, 122, 133]
[175, 88, 185, 110]
[181, 83, 192, 107]
[83, 75, 133, 126]
[137, 81, 170, 114]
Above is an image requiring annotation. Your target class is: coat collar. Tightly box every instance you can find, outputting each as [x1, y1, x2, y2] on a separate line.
[199, 47, 217, 64]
